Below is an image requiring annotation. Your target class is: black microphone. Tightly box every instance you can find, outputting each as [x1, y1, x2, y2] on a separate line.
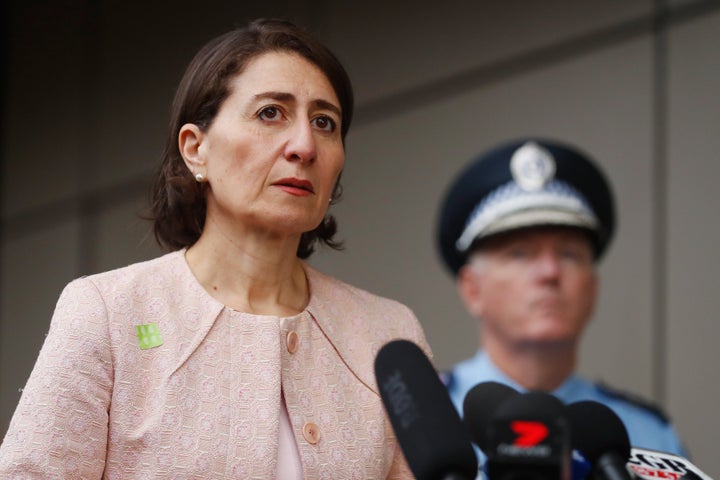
[374, 339, 478, 480]
[484, 391, 571, 480]
[566, 400, 633, 480]
[462, 381, 519, 451]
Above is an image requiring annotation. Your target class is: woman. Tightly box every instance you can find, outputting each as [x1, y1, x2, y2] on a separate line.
[0, 19, 430, 478]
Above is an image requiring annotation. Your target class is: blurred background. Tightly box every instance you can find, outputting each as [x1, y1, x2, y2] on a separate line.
[1, 0, 718, 475]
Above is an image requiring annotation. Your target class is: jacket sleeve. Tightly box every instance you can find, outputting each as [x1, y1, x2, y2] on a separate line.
[0, 277, 113, 479]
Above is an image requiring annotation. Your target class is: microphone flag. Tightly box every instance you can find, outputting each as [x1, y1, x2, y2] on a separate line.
[628, 447, 713, 480]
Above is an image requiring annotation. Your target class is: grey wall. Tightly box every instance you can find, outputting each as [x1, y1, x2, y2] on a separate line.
[2, 0, 718, 475]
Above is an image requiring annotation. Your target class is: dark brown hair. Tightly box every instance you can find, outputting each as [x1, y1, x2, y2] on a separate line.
[149, 18, 354, 258]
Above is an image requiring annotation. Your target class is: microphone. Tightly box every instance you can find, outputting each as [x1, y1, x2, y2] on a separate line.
[462, 381, 519, 451]
[484, 391, 571, 480]
[463, 383, 590, 480]
[374, 339, 478, 480]
[566, 400, 633, 480]
[627, 447, 712, 480]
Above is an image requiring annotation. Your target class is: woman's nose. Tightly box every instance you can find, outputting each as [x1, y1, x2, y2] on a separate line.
[284, 120, 317, 163]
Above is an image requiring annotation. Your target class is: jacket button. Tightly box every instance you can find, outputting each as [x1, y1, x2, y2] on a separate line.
[302, 421, 320, 445]
[286, 330, 299, 354]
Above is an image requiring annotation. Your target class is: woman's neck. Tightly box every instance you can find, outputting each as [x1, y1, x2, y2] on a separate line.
[185, 223, 309, 317]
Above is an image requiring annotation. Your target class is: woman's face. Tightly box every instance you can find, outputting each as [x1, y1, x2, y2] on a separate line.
[181, 50, 345, 240]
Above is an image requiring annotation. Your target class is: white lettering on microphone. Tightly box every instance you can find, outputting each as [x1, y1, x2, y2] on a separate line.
[381, 370, 419, 429]
[497, 443, 552, 458]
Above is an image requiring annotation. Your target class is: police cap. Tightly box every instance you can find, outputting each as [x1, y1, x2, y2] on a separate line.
[436, 138, 616, 276]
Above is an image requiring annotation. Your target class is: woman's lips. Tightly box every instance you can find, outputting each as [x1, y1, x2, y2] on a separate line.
[273, 178, 315, 196]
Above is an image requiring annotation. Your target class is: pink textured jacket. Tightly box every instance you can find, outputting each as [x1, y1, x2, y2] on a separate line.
[0, 250, 431, 479]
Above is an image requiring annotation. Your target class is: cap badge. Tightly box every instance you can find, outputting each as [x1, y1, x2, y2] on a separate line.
[510, 142, 556, 191]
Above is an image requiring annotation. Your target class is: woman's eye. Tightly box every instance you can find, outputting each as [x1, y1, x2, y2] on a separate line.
[312, 115, 336, 132]
[258, 106, 283, 121]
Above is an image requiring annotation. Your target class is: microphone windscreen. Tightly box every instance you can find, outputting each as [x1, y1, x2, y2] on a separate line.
[375, 339, 478, 480]
[463, 381, 518, 450]
[493, 390, 566, 419]
[567, 400, 631, 464]
[484, 391, 571, 480]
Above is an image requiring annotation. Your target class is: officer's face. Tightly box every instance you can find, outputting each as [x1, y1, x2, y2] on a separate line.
[459, 227, 597, 349]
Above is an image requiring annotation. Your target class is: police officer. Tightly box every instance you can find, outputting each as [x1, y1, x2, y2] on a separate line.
[436, 138, 685, 455]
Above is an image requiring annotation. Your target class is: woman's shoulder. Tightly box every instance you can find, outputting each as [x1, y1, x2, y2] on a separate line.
[60, 250, 194, 306]
[73, 250, 185, 289]
[304, 263, 430, 349]
[304, 262, 413, 318]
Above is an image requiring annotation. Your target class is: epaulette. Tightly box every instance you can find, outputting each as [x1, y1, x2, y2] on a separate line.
[438, 370, 455, 390]
[597, 381, 671, 424]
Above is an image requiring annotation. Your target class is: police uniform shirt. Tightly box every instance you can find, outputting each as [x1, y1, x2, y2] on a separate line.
[444, 349, 686, 456]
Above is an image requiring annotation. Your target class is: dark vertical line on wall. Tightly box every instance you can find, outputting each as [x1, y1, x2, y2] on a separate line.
[651, 0, 669, 405]
[77, 1, 102, 277]
[0, 0, 9, 400]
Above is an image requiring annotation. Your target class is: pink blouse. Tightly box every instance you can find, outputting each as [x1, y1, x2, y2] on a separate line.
[279, 393, 304, 479]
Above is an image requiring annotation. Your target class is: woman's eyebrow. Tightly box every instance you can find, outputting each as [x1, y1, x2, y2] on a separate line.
[253, 91, 295, 104]
[313, 99, 341, 118]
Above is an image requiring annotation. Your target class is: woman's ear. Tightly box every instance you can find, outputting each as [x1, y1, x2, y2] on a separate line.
[178, 123, 206, 173]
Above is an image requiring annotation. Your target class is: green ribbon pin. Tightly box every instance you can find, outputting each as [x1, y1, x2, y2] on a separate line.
[136, 323, 163, 350]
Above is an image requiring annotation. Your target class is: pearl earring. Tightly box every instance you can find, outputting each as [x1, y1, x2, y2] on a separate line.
[195, 172, 205, 182]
